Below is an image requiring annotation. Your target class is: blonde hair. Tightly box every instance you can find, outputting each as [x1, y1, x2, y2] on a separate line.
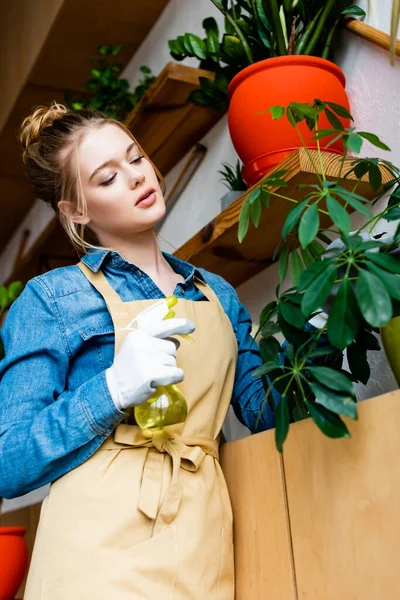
[19, 101, 165, 255]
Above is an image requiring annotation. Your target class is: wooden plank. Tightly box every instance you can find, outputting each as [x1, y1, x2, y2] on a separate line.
[0, 0, 64, 134]
[220, 430, 297, 600]
[125, 62, 224, 176]
[283, 390, 400, 600]
[344, 18, 400, 57]
[174, 149, 393, 287]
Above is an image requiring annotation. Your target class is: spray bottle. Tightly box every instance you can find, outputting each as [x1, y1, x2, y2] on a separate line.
[121, 296, 193, 430]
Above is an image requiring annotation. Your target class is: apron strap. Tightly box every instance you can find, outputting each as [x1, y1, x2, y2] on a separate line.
[78, 261, 221, 307]
[77, 261, 130, 318]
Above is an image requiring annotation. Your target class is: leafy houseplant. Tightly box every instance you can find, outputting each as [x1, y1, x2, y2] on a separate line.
[65, 44, 156, 122]
[218, 159, 247, 211]
[237, 99, 400, 451]
[168, 1, 366, 110]
[169, 1, 366, 186]
[218, 159, 247, 192]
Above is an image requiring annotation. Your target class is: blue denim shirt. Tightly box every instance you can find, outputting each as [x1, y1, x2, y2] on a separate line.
[0, 248, 275, 499]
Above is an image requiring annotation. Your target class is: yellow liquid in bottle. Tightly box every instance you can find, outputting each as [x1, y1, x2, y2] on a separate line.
[134, 384, 188, 430]
[134, 294, 191, 430]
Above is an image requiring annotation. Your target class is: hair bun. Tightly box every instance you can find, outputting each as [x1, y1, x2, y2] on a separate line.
[19, 101, 68, 163]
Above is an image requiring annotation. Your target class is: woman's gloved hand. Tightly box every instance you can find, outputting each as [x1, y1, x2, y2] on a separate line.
[105, 317, 195, 411]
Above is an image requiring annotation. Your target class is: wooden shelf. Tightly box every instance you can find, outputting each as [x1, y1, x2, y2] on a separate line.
[124, 62, 225, 176]
[174, 149, 393, 288]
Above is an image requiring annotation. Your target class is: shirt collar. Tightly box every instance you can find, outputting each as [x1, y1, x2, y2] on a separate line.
[80, 247, 204, 284]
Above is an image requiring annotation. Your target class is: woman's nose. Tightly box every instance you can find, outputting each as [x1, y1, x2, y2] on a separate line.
[128, 165, 145, 188]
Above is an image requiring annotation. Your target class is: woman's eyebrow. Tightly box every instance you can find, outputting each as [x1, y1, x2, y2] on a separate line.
[89, 142, 137, 181]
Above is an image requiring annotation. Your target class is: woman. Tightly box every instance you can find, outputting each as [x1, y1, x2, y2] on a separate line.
[0, 103, 276, 599]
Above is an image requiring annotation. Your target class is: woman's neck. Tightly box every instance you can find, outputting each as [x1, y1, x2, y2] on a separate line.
[98, 228, 174, 279]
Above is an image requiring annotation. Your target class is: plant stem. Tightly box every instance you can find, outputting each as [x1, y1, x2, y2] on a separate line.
[267, 0, 288, 55]
[293, 123, 324, 186]
[315, 124, 326, 181]
[209, 0, 254, 64]
[265, 190, 330, 216]
[338, 147, 348, 180]
[303, 0, 335, 56]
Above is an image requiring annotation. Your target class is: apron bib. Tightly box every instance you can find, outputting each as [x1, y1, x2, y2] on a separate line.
[25, 261, 238, 599]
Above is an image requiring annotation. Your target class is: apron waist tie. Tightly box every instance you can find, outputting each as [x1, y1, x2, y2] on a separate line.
[102, 424, 219, 530]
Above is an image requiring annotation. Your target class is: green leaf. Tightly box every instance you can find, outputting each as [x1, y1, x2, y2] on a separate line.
[278, 243, 289, 282]
[260, 188, 271, 207]
[333, 192, 372, 218]
[356, 269, 393, 327]
[248, 187, 261, 204]
[252, 361, 283, 377]
[222, 34, 244, 58]
[301, 263, 337, 317]
[250, 198, 262, 227]
[324, 108, 343, 131]
[290, 250, 305, 286]
[368, 164, 382, 190]
[259, 336, 281, 363]
[298, 259, 333, 291]
[238, 201, 250, 243]
[275, 397, 290, 453]
[385, 207, 400, 221]
[300, 246, 314, 267]
[7, 281, 24, 302]
[347, 342, 370, 384]
[366, 262, 400, 301]
[308, 366, 354, 394]
[345, 133, 363, 154]
[187, 34, 208, 59]
[280, 300, 306, 329]
[327, 279, 361, 350]
[269, 105, 285, 120]
[324, 101, 353, 121]
[342, 5, 366, 17]
[309, 381, 357, 419]
[111, 44, 123, 56]
[261, 321, 281, 338]
[281, 199, 309, 239]
[299, 202, 319, 248]
[0, 286, 8, 310]
[306, 400, 350, 438]
[326, 195, 351, 235]
[309, 240, 326, 258]
[365, 252, 400, 274]
[358, 131, 391, 151]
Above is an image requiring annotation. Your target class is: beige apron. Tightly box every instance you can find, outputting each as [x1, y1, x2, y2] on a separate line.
[25, 261, 238, 599]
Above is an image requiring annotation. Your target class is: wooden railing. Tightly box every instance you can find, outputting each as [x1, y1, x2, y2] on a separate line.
[343, 17, 400, 58]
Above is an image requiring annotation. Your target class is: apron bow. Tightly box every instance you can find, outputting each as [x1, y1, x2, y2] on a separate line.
[111, 424, 219, 529]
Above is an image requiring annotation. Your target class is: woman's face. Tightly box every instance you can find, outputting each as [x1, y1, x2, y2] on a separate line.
[73, 123, 165, 237]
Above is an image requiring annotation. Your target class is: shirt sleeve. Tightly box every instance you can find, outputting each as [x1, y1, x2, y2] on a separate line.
[0, 277, 125, 499]
[226, 284, 279, 434]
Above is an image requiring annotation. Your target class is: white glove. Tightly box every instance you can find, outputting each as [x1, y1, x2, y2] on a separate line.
[105, 317, 195, 411]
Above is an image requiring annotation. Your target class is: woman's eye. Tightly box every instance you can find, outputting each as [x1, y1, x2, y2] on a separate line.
[130, 155, 144, 164]
[100, 174, 116, 186]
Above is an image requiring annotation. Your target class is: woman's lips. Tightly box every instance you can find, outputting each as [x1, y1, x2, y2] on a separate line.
[136, 191, 156, 208]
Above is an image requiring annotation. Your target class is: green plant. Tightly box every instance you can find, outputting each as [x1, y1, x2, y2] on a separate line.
[168, 1, 366, 109]
[238, 99, 400, 451]
[218, 159, 247, 191]
[65, 44, 156, 121]
[0, 281, 24, 361]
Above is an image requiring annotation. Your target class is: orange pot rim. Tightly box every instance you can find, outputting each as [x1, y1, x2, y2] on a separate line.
[0, 526, 27, 536]
[228, 56, 346, 99]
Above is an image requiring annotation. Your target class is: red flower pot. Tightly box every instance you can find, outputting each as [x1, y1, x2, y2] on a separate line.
[0, 527, 28, 600]
[227, 56, 350, 186]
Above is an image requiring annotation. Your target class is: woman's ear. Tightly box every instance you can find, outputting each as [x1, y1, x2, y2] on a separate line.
[58, 200, 91, 224]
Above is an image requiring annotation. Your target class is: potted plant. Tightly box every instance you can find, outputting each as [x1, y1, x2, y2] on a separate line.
[168, 1, 366, 185]
[65, 44, 156, 122]
[235, 99, 400, 451]
[218, 159, 247, 210]
[0, 281, 29, 600]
